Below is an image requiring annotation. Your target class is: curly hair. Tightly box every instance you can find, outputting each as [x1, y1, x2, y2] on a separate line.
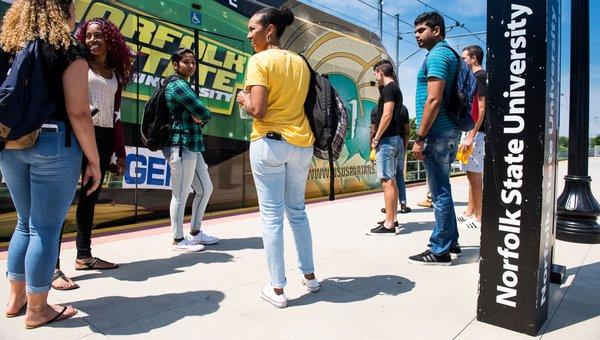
[0, 0, 74, 53]
[75, 18, 135, 85]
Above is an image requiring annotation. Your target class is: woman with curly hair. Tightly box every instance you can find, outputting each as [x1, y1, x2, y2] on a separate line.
[52, 18, 135, 290]
[1, 0, 101, 328]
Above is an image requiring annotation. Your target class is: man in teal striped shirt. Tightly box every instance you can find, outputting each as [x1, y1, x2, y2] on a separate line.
[408, 12, 460, 266]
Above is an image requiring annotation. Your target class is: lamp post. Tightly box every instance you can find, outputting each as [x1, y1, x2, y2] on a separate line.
[556, 0, 600, 243]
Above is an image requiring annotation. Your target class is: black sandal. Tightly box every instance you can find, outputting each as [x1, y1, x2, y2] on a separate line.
[25, 305, 77, 329]
[75, 257, 119, 271]
[51, 270, 79, 291]
[399, 206, 412, 213]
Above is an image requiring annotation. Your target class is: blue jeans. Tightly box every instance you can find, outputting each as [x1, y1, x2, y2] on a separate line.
[163, 147, 213, 239]
[423, 128, 460, 256]
[396, 141, 407, 204]
[376, 135, 402, 180]
[250, 138, 314, 288]
[1, 122, 82, 293]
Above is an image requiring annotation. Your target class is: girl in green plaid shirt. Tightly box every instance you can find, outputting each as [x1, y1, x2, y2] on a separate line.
[163, 48, 220, 252]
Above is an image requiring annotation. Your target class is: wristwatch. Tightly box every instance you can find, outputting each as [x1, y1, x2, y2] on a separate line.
[415, 134, 425, 143]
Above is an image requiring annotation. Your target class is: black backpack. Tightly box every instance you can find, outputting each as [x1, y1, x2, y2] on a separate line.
[140, 75, 181, 151]
[301, 55, 349, 200]
[0, 39, 57, 151]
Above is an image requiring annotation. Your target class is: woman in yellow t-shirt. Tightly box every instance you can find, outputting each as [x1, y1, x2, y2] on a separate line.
[236, 6, 319, 309]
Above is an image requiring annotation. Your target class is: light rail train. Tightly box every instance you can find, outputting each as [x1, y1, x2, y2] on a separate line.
[0, 0, 391, 240]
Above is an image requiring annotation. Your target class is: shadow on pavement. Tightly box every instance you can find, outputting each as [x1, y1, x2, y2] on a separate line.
[397, 221, 433, 235]
[289, 275, 415, 307]
[72, 251, 233, 282]
[543, 260, 600, 334]
[452, 246, 480, 266]
[210, 236, 263, 252]
[51, 290, 224, 335]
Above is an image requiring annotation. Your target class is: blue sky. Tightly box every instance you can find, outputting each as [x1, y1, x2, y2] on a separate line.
[299, 0, 600, 138]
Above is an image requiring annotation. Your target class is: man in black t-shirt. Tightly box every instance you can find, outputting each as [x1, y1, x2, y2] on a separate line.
[458, 45, 487, 230]
[367, 60, 404, 236]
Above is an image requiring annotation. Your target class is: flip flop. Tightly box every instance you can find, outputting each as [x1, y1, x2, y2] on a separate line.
[25, 305, 77, 329]
[52, 270, 80, 291]
[75, 257, 119, 271]
[5, 302, 27, 318]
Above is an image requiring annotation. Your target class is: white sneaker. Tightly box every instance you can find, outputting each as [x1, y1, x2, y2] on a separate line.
[172, 238, 205, 252]
[186, 231, 219, 245]
[461, 217, 481, 230]
[302, 277, 320, 293]
[261, 284, 287, 308]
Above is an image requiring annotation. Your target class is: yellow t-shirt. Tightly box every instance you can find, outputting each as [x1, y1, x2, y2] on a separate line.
[244, 49, 315, 147]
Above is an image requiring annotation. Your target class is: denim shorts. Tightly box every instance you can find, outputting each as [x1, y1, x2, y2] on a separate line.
[375, 135, 402, 180]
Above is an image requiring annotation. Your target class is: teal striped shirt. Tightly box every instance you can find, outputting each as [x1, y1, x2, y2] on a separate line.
[415, 40, 458, 136]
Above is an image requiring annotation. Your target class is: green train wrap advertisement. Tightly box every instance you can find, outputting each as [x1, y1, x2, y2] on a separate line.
[0, 0, 391, 239]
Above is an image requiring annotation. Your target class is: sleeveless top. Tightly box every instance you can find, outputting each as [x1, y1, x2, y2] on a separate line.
[88, 68, 118, 128]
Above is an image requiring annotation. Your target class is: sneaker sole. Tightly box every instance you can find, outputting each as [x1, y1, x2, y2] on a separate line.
[407, 258, 452, 266]
[450, 253, 462, 259]
[261, 293, 287, 308]
[172, 247, 205, 252]
[365, 230, 398, 236]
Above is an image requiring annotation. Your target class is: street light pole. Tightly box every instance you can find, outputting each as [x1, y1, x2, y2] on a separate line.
[395, 13, 400, 72]
[556, 0, 600, 243]
[378, 0, 383, 40]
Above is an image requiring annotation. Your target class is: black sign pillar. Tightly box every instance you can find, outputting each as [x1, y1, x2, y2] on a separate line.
[478, 0, 561, 335]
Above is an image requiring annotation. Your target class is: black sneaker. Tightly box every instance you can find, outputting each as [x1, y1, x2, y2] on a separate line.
[377, 220, 400, 227]
[450, 245, 462, 258]
[367, 224, 397, 236]
[408, 249, 452, 266]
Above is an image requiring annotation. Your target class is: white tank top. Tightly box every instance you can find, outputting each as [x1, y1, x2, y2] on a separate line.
[88, 68, 118, 128]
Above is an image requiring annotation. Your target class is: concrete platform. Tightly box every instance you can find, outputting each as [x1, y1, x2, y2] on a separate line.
[1, 158, 599, 339]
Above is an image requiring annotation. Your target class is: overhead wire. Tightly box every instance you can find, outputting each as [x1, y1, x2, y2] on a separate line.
[301, 0, 418, 47]
[414, 0, 487, 46]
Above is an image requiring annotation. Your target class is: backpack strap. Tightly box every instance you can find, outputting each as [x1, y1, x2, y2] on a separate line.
[440, 45, 462, 83]
[299, 54, 315, 73]
[328, 143, 335, 201]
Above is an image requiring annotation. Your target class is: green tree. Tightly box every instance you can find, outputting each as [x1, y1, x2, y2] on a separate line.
[590, 135, 600, 147]
[558, 136, 569, 153]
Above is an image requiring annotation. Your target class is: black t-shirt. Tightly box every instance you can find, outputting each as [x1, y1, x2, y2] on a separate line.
[374, 82, 403, 139]
[41, 39, 88, 121]
[474, 69, 487, 133]
[398, 105, 410, 138]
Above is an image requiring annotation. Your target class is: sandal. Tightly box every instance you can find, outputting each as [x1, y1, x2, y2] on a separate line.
[75, 257, 119, 271]
[52, 270, 79, 291]
[5, 302, 27, 318]
[25, 305, 77, 329]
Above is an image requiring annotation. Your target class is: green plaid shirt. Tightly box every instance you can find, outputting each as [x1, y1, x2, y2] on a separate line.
[165, 79, 211, 152]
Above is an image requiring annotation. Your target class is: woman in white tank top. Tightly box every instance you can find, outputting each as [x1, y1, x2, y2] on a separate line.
[52, 18, 134, 290]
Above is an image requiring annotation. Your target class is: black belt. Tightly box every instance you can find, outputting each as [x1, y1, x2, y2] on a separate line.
[265, 131, 282, 141]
